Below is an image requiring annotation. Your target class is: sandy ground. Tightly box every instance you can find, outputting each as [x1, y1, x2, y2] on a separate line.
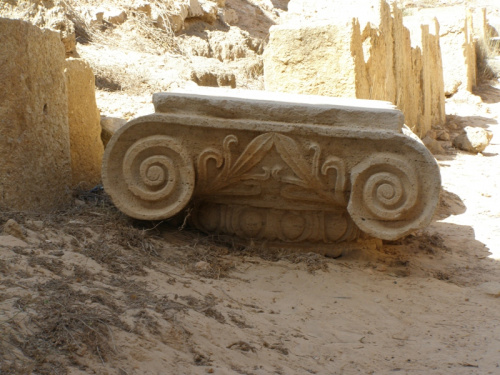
[2, 1, 500, 374]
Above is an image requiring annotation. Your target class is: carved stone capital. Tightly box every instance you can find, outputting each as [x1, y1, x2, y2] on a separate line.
[102, 89, 441, 244]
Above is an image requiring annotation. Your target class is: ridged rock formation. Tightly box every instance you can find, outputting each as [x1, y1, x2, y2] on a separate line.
[264, 0, 446, 138]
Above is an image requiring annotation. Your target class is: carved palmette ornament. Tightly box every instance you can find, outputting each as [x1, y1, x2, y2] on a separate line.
[196, 133, 346, 206]
[102, 90, 441, 243]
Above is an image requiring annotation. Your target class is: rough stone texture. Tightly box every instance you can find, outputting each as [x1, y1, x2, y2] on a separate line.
[478, 282, 500, 297]
[187, 0, 204, 18]
[434, 10, 476, 95]
[189, 57, 237, 87]
[221, 8, 239, 25]
[102, 89, 441, 245]
[264, 22, 358, 98]
[167, 3, 189, 32]
[65, 58, 104, 189]
[104, 9, 127, 25]
[2, 219, 26, 241]
[406, 7, 480, 96]
[0, 18, 72, 212]
[101, 116, 127, 147]
[404, 18, 446, 136]
[452, 126, 493, 153]
[49, 17, 78, 58]
[132, 2, 152, 16]
[264, 0, 446, 138]
[422, 135, 445, 155]
[0, 235, 28, 248]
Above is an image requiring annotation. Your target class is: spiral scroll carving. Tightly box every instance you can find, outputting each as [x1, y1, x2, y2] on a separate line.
[105, 135, 195, 220]
[348, 153, 421, 239]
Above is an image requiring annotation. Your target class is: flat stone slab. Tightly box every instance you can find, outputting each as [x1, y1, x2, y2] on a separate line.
[102, 89, 441, 244]
[153, 89, 404, 131]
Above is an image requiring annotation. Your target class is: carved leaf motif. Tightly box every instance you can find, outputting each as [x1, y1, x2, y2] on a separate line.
[273, 134, 314, 188]
[228, 133, 274, 177]
[196, 132, 347, 206]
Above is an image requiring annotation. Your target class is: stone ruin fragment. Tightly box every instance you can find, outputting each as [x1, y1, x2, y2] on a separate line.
[102, 90, 441, 251]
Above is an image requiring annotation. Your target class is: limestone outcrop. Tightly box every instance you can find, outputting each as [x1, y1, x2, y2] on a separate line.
[0, 18, 72, 211]
[102, 89, 441, 245]
[65, 58, 104, 189]
[264, 0, 446, 138]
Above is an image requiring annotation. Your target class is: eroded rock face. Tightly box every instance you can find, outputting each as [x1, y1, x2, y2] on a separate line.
[0, 18, 72, 212]
[264, 0, 446, 138]
[102, 89, 441, 245]
[65, 58, 104, 189]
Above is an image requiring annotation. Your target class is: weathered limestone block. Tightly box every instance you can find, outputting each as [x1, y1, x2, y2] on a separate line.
[65, 58, 104, 189]
[102, 90, 441, 246]
[265, 0, 446, 138]
[101, 116, 127, 147]
[453, 126, 493, 154]
[0, 18, 72, 211]
[264, 22, 358, 98]
[409, 8, 477, 96]
[404, 17, 446, 136]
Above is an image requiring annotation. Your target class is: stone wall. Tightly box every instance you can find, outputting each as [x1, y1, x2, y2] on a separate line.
[0, 18, 72, 212]
[65, 58, 104, 189]
[264, 0, 446, 138]
[405, 7, 477, 97]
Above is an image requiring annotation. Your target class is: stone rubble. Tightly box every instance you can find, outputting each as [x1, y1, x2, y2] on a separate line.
[452, 126, 493, 153]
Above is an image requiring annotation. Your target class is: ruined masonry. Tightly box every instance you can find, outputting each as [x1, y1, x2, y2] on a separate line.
[65, 58, 104, 189]
[0, 18, 72, 211]
[264, 0, 446, 138]
[102, 89, 441, 249]
[0, 18, 105, 212]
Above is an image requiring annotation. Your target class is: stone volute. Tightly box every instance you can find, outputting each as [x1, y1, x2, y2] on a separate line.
[102, 89, 441, 250]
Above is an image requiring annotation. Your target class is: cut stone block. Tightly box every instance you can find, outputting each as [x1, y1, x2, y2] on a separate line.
[0, 18, 72, 212]
[264, 0, 446, 139]
[65, 58, 104, 189]
[102, 89, 441, 245]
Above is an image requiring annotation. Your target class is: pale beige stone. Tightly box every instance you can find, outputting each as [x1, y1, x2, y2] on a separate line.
[0, 235, 28, 248]
[165, 3, 189, 32]
[424, 9, 477, 96]
[222, 8, 238, 25]
[200, 1, 218, 24]
[0, 18, 72, 212]
[101, 116, 127, 147]
[49, 17, 77, 58]
[264, 0, 446, 138]
[102, 89, 441, 243]
[104, 9, 127, 25]
[453, 126, 493, 154]
[187, 0, 204, 18]
[264, 22, 358, 98]
[478, 282, 500, 297]
[422, 135, 445, 155]
[65, 58, 104, 189]
[132, 2, 152, 16]
[2, 219, 26, 241]
[210, 0, 226, 7]
[189, 57, 236, 87]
